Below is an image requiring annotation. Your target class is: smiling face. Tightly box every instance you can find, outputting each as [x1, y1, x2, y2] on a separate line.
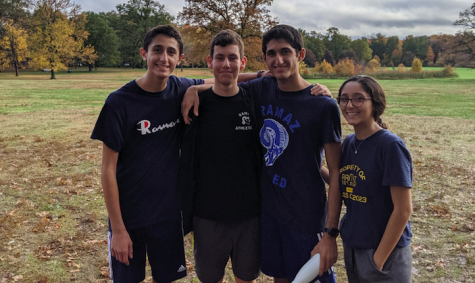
[140, 34, 184, 80]
[207, 44, 247, 86]
[263, 39, 305, 81]
[339, 81, 375, 127]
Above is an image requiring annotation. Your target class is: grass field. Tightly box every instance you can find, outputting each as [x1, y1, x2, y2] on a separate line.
[0, 67, 474, 282]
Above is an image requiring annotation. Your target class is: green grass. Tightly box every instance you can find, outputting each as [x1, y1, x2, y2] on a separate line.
[308, 68, 475, 120]
[0, 67, 474, 282]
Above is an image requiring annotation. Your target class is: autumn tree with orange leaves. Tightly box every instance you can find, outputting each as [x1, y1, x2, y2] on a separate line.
[178, 0, 277, 71]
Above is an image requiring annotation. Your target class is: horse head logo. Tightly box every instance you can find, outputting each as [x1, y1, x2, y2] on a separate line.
[260, 119, 289, 166]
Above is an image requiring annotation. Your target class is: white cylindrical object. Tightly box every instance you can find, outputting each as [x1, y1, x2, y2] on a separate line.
[292, 253, 321, 283]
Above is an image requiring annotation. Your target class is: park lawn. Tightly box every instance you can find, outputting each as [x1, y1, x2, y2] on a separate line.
[0, 68, 474, 282]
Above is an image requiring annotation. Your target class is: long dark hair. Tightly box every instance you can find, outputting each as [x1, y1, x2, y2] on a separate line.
[338, 75, 388, 129]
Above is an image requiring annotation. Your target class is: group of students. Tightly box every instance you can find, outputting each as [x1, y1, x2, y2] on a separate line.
[91, 24, 413, 283]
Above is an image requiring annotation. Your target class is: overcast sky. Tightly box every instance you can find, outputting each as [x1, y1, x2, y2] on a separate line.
[75, 0, 473, 39]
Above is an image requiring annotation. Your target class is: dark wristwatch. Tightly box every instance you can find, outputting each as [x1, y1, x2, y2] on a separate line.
[324, 227, 340, 238]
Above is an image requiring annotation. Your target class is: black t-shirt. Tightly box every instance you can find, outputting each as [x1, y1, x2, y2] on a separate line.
[194, 87, 260, 222]
[91, 77, 204, 229]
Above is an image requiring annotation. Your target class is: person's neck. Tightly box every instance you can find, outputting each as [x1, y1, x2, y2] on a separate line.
[277, 73, 311, 92]
[212, 82, 239, 97]
[136, 72, 168, 93]
[354, 121, 382, 140]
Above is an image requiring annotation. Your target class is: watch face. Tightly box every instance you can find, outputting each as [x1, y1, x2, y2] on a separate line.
[325, 228, 339, 237]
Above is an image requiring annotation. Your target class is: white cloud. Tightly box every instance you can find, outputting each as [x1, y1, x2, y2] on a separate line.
[74, 0, 472, 38]
[270, 0, 471, 38]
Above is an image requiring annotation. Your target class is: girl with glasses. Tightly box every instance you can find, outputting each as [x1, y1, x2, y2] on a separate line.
[319, 75, 413, 282]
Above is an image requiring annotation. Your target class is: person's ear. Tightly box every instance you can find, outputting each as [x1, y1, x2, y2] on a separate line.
[298, 48, 306, 62]
[240, 56, 248, 71]
[206, 55, 213, 69]
[177, 54, 185, 65]
[140, 48, 147, 61]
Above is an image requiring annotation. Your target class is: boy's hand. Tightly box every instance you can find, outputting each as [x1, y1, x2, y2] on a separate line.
[111, 230, 133, 266]
[181, 86, 201, 124]
[310, 83, 332, 98]
[261, 70, 273, 77]
[310, 233, 337, 276]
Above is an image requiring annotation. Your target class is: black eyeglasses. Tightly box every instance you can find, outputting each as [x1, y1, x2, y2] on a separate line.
[338, 97, 372, 107]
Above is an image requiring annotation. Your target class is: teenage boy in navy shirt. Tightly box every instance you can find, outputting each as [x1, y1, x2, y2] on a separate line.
[251, 25, 342, 283]
[91, 25, 211, 283]
[182, 25, 341, 283]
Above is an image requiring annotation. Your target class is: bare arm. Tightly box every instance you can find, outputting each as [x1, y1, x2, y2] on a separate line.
[181, 84, 213, 124]
[311, 142, 342, 276]
[321, 165, 330, 184]
[101, 143, 133, 265]
[373, 186, 412, 270]
[237, 70, 271, 82]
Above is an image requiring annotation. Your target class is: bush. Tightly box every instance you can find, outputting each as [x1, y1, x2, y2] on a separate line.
[411, 58, 422, 73]
[441, 65, 456, 77]
[364, 59, 381, 73]
[369, 69, 458, 80]
[398, 63, 406, 73]
[355, 64, 363, 74]
[334, 59, 355, 77]
[315, 60, 333, 75]
[299, 61, 307, 75]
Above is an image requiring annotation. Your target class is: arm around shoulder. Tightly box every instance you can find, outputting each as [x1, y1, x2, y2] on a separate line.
[181, 84, 213, 124]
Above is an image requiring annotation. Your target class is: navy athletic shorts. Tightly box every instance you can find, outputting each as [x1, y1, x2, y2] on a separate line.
[260, 212, 336, 283]
[108, 215, 187, 283]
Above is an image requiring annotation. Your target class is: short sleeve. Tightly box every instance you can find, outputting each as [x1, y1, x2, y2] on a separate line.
[320, 99, 342, 144]
[91, 101, 125, 152]
[238, 77, 262, 94]
[176, 77, 205, 100]
[178, 77, 205, 89]
[382, 141, 413, 188]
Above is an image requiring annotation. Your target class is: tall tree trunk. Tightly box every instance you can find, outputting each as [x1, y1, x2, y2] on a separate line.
[14, 61, 19, 76]
[50, 69, 56, 79]
[89, 63, 93, 71]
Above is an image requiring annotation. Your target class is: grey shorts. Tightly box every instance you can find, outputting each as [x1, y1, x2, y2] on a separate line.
[343, 244, 412, 283]
[193, 216, 261, 283]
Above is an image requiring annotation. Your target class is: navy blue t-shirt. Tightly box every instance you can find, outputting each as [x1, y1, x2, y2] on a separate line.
[339, 129, 413, 249]
[91, 76, 204, 230]
[241, 77, 342, 234]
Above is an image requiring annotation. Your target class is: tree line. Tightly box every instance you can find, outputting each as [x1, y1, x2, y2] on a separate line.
[1, 0, 474, 78]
